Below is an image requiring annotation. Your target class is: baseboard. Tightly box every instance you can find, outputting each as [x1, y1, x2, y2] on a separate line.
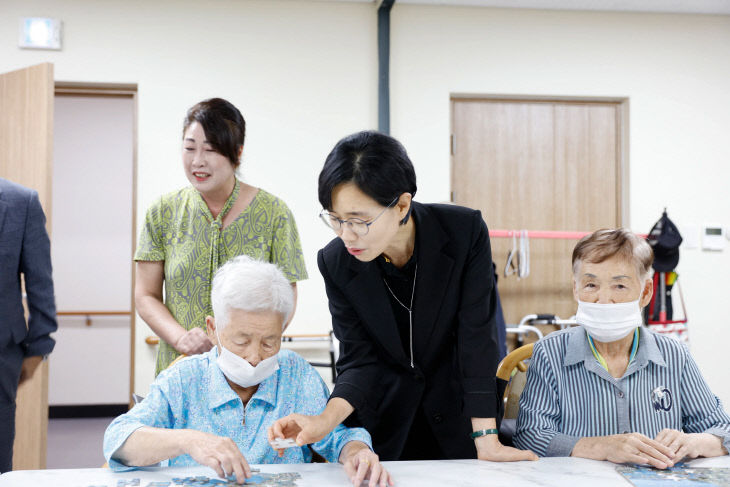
[49, 404, 128, 419]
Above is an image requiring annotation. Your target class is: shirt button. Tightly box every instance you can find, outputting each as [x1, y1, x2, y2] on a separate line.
[433, 414, 443, 424]
[413, 373, 424, 382]
[617, 391, 625, 398]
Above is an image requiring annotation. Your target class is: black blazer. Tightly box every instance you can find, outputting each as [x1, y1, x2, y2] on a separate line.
[318, 202, 501, 460]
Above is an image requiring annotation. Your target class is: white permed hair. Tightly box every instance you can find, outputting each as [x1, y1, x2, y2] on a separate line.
[211, 255, 294, 331]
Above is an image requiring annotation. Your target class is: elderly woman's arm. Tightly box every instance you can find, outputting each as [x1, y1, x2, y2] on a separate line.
[115, 427, 252, 484]
[654, 430, 727, 459]
[653, 348, 730, 458]
[103, 365, 253, 484]
[513, 342, 572, 456]
[572, 433, 675, 468]
[338, 441, 393, 487]
[112, 426, 188, 465]
[103, 368, 191, 471]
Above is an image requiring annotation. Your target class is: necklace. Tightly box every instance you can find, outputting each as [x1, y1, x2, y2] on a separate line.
[382, 264, 417, 368]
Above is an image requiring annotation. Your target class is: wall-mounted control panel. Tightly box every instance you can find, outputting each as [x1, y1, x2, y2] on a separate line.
[702, 224, 726, 251]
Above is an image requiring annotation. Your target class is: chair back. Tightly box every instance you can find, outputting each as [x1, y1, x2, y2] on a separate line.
[496, 343, 534, 444]
[168, 353, 187, 369]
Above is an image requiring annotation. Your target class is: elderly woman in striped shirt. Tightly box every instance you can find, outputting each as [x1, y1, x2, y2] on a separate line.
[514, 229, 730, 468]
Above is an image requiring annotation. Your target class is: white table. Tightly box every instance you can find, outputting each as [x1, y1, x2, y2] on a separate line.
[1, 457, 729, 487]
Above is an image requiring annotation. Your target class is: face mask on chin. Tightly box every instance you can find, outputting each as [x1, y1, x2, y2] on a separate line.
[575, 299, 643, 343]
[215, 328, 279, 388]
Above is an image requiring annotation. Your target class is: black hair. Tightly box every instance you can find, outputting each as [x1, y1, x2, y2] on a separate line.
[183, 98, 245, 168]
[318, 131, 417, 224]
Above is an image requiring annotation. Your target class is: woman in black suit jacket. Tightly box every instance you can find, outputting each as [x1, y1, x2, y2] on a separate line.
[270, 131, 535, 470]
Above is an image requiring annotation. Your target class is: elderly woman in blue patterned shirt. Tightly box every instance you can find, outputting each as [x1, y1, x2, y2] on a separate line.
[514, 228, 730, 468]
[104, 256, 392, 487]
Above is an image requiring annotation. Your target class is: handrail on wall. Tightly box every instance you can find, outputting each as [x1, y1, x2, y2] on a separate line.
[56, 310, 131, 327]
[489, 229, 648, 240]
[145, 332, 331, 346]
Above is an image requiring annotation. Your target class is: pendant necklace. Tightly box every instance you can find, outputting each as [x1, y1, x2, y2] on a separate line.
[383, 264, 417, 368]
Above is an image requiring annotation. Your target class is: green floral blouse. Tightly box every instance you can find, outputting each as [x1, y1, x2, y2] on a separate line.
[135, 182, 308, 374]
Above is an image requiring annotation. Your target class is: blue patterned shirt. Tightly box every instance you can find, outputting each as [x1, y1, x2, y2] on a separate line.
[514, 326, 730, 457]
[103, 349, 371, 470]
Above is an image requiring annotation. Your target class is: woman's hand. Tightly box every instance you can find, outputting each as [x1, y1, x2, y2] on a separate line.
[183, 430, 251, 484]
[174, 327, 214, 355]
[655, 429, 728, 460]
[340, 442, 394, 487]
[267, 413, 335, 455]
[573, 433, 675, 469]
[475, 434, 538, 462]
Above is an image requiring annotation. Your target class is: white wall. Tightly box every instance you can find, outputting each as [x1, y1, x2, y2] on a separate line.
[2, 1, 729, 404]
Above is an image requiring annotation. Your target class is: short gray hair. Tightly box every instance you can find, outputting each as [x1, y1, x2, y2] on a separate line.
[572, 228, 654, 280]
[211, 255, 294, 331]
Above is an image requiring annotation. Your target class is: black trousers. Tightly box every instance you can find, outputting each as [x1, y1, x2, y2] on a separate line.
[0, 340, 23, 473]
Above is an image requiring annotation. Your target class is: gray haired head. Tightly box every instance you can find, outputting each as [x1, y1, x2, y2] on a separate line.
[211, 255, 294, 331]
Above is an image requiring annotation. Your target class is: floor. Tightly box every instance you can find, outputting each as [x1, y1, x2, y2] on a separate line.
[47, 417, 114, 469]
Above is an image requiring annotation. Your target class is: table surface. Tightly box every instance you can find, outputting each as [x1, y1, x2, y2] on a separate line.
[1, 457, 729, 487]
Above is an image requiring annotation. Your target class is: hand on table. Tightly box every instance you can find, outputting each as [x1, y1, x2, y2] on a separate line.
[341, 442, 394, 487]
[268, 413, 334, 456]
[475, 434, 538, 462]
[174, 327, 214, 355]
[19, 356, 44, 385]
[655, 429, 728, 460]
[575, 433, 676, 469]
[184, 430, 252, 484]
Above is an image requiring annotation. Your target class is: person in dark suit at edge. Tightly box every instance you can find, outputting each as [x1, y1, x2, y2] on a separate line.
[270, 131, 536, 463]
[0, 178, 58, 473]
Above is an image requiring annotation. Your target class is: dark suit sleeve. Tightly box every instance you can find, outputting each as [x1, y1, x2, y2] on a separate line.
[457, 211, 500, 418]
[19, 190, 57, 357]
[318, 249, 379, 413]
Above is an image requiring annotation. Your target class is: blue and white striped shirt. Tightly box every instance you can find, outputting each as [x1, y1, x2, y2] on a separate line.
[513, 326, 730, 457]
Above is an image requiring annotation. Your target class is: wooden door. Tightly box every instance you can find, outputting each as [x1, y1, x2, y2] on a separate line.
[0, 63, 54, 469]
[451, 98, 623, 339]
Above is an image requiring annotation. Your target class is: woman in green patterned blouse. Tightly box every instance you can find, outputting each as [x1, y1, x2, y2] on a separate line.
[135, 98, 308, 375]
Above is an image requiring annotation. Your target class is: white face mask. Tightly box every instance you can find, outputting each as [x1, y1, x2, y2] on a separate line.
[215, 328, 279, 388]
[576, 299, 643, 343]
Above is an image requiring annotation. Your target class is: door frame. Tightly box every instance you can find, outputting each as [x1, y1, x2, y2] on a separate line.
[54, 82, 138, 408]
[449, 93, 630, 227]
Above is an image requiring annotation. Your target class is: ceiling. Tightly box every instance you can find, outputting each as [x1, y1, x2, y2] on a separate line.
[318, 0, 730, 15]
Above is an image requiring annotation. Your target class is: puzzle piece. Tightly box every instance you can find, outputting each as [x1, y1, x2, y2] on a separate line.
[269, 438, 298, 449]
[96, 471, 300, 487]
[167, 472, 302, 486]
[617, 464, 730, 486]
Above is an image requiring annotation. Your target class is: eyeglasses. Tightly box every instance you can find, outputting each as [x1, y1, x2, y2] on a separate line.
[319, 197, 398, 237]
